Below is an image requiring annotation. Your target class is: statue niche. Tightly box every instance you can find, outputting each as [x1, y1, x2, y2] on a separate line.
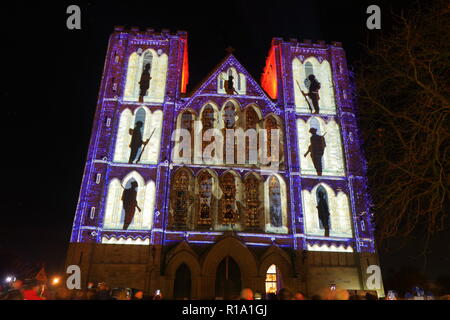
[197, 171, 214, 227]
[138, 52, 153, 103]
[245, 107, 260, 165]
[269, 176, 282, 228]
[170, 170, 194, 228]
[265, 116, 284, 167]
[201, 106, 215, 161]
[223, 103, 237, 164]
[219, 172, 240, 225]
[180, 111, 195, 162]
[316, 186, 331, 236]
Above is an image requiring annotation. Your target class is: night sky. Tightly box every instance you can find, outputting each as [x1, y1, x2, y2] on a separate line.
[1, 0, 448, 281]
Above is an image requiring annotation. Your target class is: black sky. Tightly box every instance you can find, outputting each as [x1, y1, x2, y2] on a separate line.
[1, 0, 448, 281]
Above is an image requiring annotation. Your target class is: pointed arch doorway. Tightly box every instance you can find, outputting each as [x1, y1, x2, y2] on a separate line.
[215, 256, 242, 299]
[173, 263, 192, 299]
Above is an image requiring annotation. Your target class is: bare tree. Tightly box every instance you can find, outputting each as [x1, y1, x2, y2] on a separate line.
[356, 0, 450, 246]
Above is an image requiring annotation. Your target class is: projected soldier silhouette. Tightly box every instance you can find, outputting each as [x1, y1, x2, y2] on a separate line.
[121, 179, 141, 230]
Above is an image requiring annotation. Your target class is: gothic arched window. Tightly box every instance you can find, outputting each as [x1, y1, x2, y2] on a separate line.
[302, 183, 353, 238]
[265, 264, 280, 294]
[316, 186, 331, 235]
[114, 107, 163, 165]
[264, 175, 288, 234]
[244, 173, 262, 230]
[132, 108, 146, 160]
[197, 171, 214, 227]
[269, 176, 282, 228]
[201, 105, 216, 161]
[292, 57, 336, 114]
[142, 51, 153, 73]
[174, 110, 196, 164]
[103, 172, 155, 231]
[174, 263, 192, 299]
[170, 168, 194, 229]
[296, 117, 345, 177]
[217, 67, 246, 95]
[244, 106, 261, 165]
[202, 105, 215, 130]
[263, 115, 284, 167]
[223, 102, 236, 129]
[220, 172, 239, 225]
[124, 49, 168, 103]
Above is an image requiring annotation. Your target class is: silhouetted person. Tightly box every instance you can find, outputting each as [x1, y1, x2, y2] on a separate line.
[306, 74, 321, 114]
[225, 74, 236, 95]
[139, 63, 152, 102]
[317, 191, 330, 236]
[128, 121, 147, 164]
[122, 181, 141, 230]
[304, 128, 326, 176]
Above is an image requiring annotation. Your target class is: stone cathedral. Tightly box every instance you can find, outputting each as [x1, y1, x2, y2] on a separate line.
[66, 26, 384, 299]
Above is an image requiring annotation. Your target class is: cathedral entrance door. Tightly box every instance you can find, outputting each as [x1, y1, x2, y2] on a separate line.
[173, 263, 192, 299]
[215, 256, 242, 299]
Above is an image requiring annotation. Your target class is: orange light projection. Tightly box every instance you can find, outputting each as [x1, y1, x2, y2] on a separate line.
[261, 46, 278, 99]
[180, 40, 189, 93]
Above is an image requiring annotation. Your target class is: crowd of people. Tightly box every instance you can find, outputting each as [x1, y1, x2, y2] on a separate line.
[0, 280, 150, 300]
[1, 279, 448, 300]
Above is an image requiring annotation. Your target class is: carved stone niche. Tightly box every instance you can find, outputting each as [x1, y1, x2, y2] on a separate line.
[170, 169, 193, 229]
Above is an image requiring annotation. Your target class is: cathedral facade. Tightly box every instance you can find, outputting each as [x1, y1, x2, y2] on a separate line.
[66, 26, 384, 299]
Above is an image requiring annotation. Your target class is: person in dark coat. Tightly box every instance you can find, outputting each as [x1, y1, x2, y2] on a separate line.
[304, 128, 326, 176]
[138, 63, 152, 102]
[306, 74, 321, 114]
[122, 181, 141, 230]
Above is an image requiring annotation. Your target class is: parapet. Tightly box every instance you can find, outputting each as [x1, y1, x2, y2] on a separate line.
[112, 26, 188, 39]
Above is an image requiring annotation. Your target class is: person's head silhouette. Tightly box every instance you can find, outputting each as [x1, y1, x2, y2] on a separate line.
[318, 191, 325, 200]
[135, 121, 143, 128]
